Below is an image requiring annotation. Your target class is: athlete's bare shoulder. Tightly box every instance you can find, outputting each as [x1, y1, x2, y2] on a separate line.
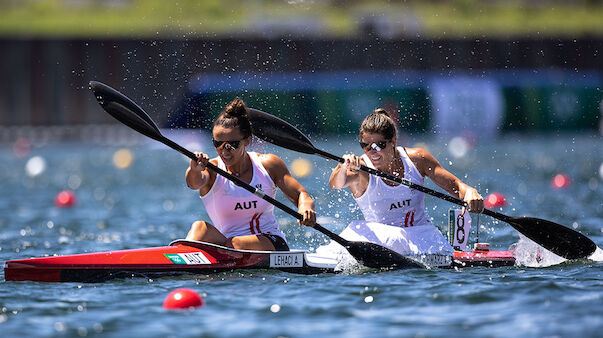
[257, 153, 288, 175]
[404, 147, 439, 177]
[257, 152, 284, 166]
[405, 147, 435, 161]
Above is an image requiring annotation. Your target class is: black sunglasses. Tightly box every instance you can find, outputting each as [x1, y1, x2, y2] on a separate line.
[359, 140, 389, 151]
[212, 139, 243, 150]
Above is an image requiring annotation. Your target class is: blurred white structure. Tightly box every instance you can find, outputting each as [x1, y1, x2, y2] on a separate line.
[429, 76, 504, 139]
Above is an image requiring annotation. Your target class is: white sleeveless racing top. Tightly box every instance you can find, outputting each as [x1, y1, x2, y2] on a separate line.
[201, 152, 286, 240]
[355, 146, 432, 228]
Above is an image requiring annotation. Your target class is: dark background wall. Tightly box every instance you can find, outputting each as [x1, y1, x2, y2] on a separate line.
[1, 37, 601, 127]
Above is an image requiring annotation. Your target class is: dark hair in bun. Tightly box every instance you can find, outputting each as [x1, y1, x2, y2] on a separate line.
[213, 97, 252, 138]
[359, 108, 397, 141]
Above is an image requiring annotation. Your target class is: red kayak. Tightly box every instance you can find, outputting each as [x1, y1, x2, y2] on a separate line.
[4, 240, 515, 283]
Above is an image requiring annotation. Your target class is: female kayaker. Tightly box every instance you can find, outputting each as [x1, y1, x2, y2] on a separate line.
[327, 108, 484, 256]
[185, 98, 316, 251]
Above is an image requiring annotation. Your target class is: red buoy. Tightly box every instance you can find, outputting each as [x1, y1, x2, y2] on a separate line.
[55, 190, 76, 208]
[551, 173, 571, 190]
[163, 288, 204, 310]
[13, 137, 32, 158]
[485, 192, 506, 209]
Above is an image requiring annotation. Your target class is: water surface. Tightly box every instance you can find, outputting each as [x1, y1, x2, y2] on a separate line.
[1, 133, 601, 337]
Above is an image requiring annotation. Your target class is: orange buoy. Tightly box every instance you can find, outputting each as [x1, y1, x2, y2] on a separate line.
[55, 190, 76, 208]
[551, 173, 571, 190]
[163, 288, 204, 310]
[485, 192, 506, 209]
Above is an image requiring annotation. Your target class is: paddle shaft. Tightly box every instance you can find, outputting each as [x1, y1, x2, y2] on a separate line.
[161, 136, 349, 247]
[315, 149, 509, 221]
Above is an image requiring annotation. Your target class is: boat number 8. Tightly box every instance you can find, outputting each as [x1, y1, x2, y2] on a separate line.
[456, 214, 465, 243]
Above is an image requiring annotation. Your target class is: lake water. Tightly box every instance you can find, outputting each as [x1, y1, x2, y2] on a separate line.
[1, 131, 601, 337]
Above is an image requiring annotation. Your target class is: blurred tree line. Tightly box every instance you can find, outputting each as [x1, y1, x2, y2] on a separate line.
[0, 0, 602, 38]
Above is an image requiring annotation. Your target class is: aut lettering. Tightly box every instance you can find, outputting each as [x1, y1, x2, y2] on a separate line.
[389, 199, 411, 210]
[234, 200, 258, 210]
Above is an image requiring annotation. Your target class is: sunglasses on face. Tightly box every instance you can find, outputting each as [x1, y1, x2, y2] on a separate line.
[212, 139, 243, 150]
[359, 140, 389, 151]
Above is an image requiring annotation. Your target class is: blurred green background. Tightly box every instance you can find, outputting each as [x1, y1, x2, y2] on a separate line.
[0, 0, 601, 137]
[1, 0, 602, 38]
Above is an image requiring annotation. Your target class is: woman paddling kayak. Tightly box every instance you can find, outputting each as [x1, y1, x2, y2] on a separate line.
[185, 98, 316, 251]
[326, 108, 484, 257]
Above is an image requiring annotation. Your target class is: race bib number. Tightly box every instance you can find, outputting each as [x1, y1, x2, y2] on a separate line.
[269, 253, 304, 268]
[448, 209, 471, 251]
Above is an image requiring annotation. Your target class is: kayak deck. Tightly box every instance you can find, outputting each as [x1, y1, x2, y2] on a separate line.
[452, 249, 515, 268]
[4, 240, 515, 283]
[4, 240, 331, 282]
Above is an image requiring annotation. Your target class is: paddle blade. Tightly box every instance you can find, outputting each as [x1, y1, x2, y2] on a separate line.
[248, 108, 318, 155]
[345, 241, 424, 270]
[89, 81, 163, 141]
[508, 217, 597, 259]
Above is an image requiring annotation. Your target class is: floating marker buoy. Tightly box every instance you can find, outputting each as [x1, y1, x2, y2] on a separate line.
[13, 137, 31, 158]
[448, 136, 469, 159]
[163, 288, 204, 310]
[551, 173, 571, 190]
[112, 149, 134, 169]
[485, 192, 506, 209]
[55, 190, 76, 208]
[290, 158, 313, 178]
[25, 156, 47, 177]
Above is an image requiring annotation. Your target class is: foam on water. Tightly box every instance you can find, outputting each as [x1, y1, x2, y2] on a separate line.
[588, 246, 603, 262]
[509, 234, 603, 267]
[510, 234, 566, 267]
[314, 241, 365, 273]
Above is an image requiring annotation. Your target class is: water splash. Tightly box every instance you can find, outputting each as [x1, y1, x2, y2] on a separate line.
[588, 246, 603, 262]
[314, 241, 367, 273]
[509, 234, 566, 267]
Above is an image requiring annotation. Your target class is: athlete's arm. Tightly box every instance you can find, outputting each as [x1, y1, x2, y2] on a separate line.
[262, 154, 317, 227]
[185, 152, 217, 196]
[329, 154, 369, 197]
[409, 148, 483, 213]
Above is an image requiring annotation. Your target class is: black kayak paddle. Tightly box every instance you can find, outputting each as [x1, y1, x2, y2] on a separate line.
[89, 80, 423, 270]
[247, 108, 597, 260]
